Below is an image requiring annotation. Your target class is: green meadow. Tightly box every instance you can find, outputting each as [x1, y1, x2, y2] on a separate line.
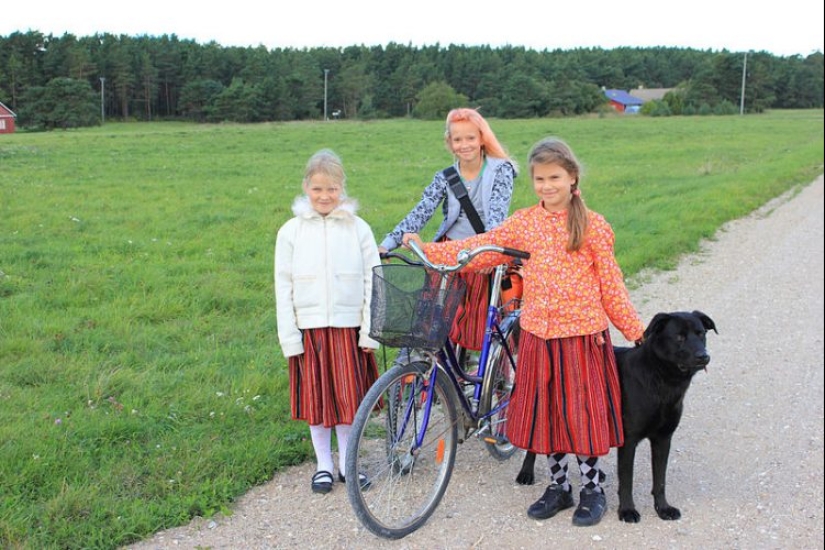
[1, 111, 823, 549]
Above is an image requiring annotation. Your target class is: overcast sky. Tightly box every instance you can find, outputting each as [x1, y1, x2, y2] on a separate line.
[2, 0, 822, 57]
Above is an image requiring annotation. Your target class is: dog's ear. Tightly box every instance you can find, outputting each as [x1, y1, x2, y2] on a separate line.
[691, 310, 718, 334]
[644, 313, 671, 339]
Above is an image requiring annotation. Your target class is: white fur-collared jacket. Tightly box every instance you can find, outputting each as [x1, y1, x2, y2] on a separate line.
[274, 196, 380, 358]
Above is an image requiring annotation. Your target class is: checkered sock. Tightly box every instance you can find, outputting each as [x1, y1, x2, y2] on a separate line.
[547, 453, 570, 491]
[576, 455, 604, 492]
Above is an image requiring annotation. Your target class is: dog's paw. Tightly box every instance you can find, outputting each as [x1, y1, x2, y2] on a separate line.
[655, 504, 681, 520]
[618, 508, 641, 523]
[515, 471, 535, 485]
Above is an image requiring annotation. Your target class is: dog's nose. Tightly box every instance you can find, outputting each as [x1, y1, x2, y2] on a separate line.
[696, 352, 710, 366]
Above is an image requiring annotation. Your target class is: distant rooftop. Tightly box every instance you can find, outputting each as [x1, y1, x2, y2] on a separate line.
[630, 88, 672, 102]
[603, 89, 644, 106]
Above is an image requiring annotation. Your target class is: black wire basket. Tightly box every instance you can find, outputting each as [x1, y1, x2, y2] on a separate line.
[369, 264, 467, 350]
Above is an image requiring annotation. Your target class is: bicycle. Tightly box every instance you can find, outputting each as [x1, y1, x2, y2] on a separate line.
[345, 240, 530, 539]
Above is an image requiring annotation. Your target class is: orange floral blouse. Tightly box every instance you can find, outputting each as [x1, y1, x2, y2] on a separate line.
[421, 203, 645, 342]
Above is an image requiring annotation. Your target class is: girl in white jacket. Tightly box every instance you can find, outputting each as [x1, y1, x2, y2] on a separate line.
[274, 149, 380, 494]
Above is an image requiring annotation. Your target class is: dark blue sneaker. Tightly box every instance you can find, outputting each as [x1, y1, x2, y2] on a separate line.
[527, 484, 574, 519]
[572, 488, 607, 526]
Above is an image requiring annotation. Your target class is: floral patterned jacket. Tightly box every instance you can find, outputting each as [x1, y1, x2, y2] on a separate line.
[420, 204, 645, 342]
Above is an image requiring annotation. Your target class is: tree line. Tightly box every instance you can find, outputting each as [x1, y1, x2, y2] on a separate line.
[1, 30, 822, 129]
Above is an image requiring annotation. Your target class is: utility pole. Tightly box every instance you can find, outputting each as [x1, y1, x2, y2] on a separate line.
[100, 77, 106, 123]
[739, 52, 747, 115]
[324, 69, 329, 121]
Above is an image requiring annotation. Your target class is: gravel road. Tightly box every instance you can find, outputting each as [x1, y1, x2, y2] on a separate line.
[124, 175, 824, 550]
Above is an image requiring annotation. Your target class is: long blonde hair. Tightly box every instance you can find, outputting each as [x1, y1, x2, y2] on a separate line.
[444, 108, 517, 172]
[528, 137, 588, 251]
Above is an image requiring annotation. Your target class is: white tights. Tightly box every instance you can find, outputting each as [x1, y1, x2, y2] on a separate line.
[309, 424, 352, 474]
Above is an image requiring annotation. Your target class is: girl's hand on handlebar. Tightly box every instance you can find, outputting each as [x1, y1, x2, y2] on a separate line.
[402, 233, 424, 250]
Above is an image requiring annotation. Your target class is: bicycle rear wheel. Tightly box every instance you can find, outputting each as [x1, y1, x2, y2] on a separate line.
[479, 317, 520, 460]
[345, 361, 458, 539]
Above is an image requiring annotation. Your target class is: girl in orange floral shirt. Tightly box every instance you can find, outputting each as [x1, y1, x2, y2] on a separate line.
[403, 137, 644, 527]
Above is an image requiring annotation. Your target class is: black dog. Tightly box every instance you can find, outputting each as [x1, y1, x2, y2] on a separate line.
[515, 310, 717, 523]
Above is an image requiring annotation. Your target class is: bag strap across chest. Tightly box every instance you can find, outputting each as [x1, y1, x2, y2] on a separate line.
[443, 166, 485, 234]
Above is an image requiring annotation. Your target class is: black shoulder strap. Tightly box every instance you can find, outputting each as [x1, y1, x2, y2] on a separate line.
[443, 166, 485, 234]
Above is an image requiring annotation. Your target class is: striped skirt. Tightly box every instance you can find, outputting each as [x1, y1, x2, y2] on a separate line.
[448, 270, 490, 351]
[289, 327, 379, 428]
[506, 329, 623, 456]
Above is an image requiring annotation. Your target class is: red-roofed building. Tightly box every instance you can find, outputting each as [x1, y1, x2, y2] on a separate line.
[0, 102, 17, 134]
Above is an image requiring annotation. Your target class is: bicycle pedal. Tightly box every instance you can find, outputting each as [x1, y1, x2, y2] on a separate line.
[481, 434, 510, 446]
[477, 425, 509, 446]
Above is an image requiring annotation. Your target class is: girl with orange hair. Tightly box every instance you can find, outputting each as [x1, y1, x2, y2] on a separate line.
[378, 108, 518, 356]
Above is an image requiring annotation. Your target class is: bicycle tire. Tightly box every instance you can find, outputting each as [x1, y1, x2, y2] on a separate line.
[479, 317, 520, 460]
[345, 361, 458, 539]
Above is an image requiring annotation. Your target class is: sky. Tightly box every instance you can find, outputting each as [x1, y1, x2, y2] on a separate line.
[2, 0, 823, 57]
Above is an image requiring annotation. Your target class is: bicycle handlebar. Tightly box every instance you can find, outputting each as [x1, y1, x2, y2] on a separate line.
[378, 250, 424, 265]
[404, 240, 530, 273]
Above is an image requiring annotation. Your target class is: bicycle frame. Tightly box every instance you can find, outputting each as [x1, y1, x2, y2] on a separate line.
[406, 262, 520, 449]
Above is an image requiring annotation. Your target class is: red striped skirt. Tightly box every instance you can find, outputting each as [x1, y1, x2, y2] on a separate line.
[448, 270, 490, 351]
[506, 329, 623, 456]
[289, 327, 379, 428]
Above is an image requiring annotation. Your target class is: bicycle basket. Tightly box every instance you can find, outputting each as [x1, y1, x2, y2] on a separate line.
[369, 264, 467, 350]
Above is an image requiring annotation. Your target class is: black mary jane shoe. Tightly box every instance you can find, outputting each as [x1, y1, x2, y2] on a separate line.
[527, 484, 575, 520]
[311, 470, 333, 494]
[338, 471, 371, 490]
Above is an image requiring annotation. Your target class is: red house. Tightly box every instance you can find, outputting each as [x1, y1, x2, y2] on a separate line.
[0, 101, 17, 134]
[603, 89, 645, 114]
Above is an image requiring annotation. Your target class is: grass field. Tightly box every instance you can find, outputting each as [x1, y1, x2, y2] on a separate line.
[1, 111, 823, 549]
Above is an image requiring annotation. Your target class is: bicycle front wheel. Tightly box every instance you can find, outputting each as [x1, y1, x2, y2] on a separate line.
[345, 361, 458, 539]
[479, 317, 520, 460]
